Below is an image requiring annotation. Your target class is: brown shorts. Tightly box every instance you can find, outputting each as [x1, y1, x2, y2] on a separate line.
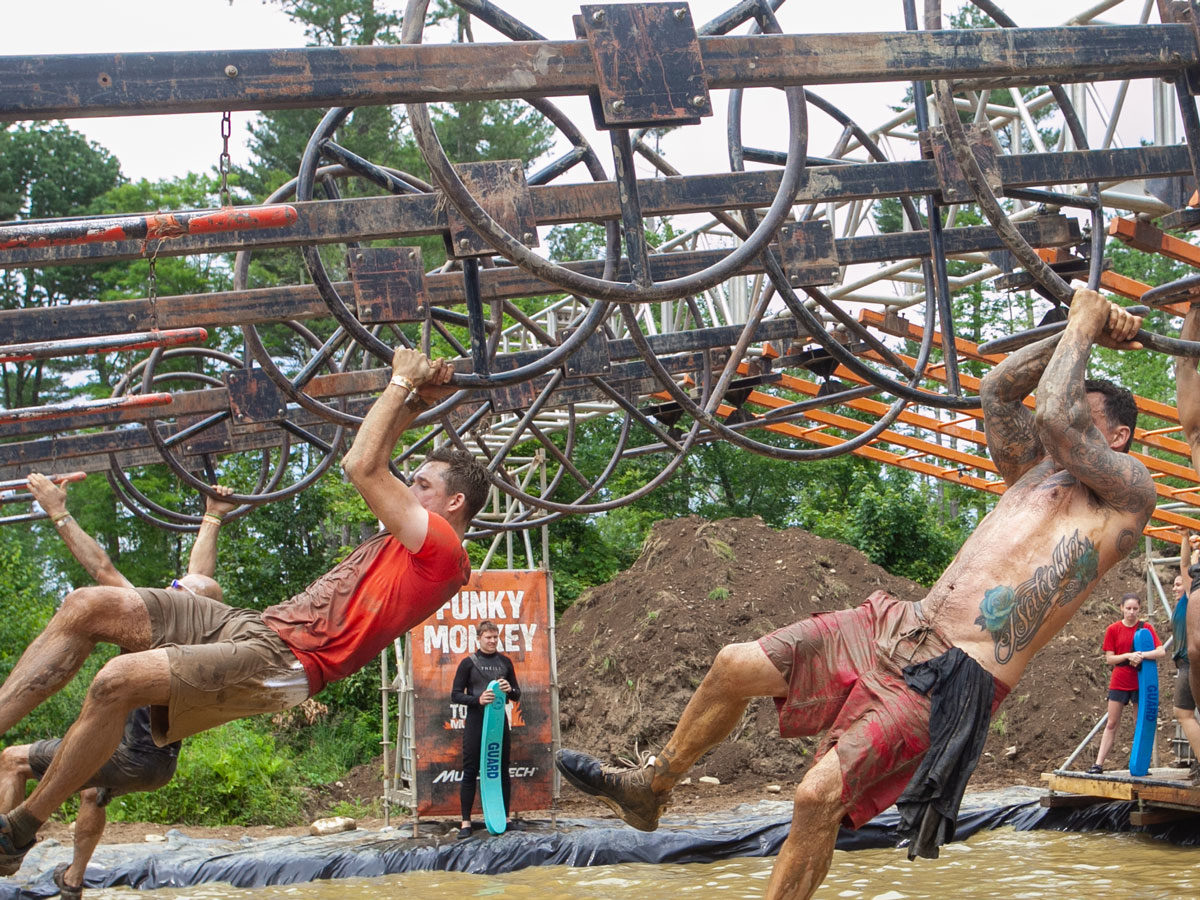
[758, 590, 1008, 828]
[138, 588, 310, 745]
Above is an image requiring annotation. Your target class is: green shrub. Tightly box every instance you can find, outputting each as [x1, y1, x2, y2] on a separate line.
[281, 708, 380, 786]
[108, 718, 303, 825]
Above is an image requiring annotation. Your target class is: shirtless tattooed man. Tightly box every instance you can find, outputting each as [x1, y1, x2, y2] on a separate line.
[1174, 304, 1200, 708]
[557, 289, 1155, 899]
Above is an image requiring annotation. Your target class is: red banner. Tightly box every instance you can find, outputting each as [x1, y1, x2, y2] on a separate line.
[410, 570, 553, 816]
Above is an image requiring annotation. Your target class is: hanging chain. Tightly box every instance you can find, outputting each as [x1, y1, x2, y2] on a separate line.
[218, 111, 233, 207]
[147, 253, 158, 301]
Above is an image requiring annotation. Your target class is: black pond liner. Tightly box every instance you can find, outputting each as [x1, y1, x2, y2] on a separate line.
[4, 787, 1197, 898]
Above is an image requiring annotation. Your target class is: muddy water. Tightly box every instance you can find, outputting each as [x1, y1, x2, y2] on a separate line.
[84, 830, 1199, 899]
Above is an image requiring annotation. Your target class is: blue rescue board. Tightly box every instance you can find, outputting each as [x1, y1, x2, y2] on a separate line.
[480, 679, 508, 835]
[1128, 627, 1158, 777]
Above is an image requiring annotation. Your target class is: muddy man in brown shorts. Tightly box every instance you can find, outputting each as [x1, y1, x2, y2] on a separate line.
[557, 289, 1156, 899]
[0, 349, 489, 877]
[0, 473, 235, 896]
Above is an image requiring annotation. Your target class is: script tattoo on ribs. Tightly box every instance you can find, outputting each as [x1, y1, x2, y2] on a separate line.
[975, 530, 1099, 664]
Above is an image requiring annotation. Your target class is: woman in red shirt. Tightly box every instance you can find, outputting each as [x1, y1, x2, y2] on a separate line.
[1087, 592, 1166, 774]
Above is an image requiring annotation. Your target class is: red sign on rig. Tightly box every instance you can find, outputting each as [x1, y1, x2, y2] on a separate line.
[409, 569, 553, 817]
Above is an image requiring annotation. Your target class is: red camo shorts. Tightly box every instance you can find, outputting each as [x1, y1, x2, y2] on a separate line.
[758, 590, 1009, 828]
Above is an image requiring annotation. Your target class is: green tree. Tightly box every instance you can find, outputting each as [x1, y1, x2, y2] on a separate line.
[0, 123, 123, 408]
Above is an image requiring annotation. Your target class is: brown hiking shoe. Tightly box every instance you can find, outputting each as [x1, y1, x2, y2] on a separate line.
[555, 748, 670, 832]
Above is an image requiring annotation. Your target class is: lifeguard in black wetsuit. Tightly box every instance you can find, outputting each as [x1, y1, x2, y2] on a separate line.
[451, 620, 521, 839]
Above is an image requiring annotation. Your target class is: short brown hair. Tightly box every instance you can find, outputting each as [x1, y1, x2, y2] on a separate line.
[426, 445, 489, 524]
[1085, 379, 1137, 453]
[478, 620, 500, 635]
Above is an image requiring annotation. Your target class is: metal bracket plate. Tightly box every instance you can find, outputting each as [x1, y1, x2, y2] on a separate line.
[778, 220, 841, 287]
[563, 327, 612, 378]
[445, 160, 539, 259]
[578, 3, 711, 129]
[179, 414, 235, 457]
[225, 368, 286, 431]
[922, 125, 1004, 204]
[349, 246, 426, 323]
[491, 376, 548, 414]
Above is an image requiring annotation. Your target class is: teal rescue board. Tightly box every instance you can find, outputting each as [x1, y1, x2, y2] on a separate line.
[480, 678, 508, 834]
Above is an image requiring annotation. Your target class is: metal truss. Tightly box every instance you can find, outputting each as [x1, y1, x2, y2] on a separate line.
[2, 0, 1200, 533]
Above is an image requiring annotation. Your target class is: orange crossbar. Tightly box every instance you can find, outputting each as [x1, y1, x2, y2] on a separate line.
[0, 392, 172, 427]
[0, 471, 86, 492]
[729, 359, 1200, 542]
[1109, 217, 1200, 270]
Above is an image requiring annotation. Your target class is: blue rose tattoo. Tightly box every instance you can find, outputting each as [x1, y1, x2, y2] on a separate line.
[978, 586, 1016, 634]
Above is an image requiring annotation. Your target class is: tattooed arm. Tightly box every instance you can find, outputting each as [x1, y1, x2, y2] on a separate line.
[980, 334, 1060, 485]
[1177, 305, 1200, 477]
[1034, 290, 1155, 516]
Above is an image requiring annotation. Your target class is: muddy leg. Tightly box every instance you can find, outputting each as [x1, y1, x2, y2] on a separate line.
[765, 749, 847, 900]
[0, 587, 151, 737]
[19, 651, 167, 825]
[650, 641, 788, 792]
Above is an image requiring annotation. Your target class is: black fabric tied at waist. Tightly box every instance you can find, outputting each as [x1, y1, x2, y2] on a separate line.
[895, 647, 996, 860]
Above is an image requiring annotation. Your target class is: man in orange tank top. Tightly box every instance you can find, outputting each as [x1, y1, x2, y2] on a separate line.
[0, 349, 487, 875]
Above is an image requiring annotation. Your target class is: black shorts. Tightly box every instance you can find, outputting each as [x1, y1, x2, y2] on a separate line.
[1107, 688, 1139, 705]
[28, 708, 179, 807]
[1176, 660, 1195, 712]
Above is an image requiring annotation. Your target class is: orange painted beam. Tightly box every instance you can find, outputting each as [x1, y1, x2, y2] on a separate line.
[0, 471, 86, 492]
[1109, 217, 1200, 270]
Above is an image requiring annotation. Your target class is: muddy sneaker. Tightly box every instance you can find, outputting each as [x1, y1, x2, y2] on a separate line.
[555, 749, 670, 832]
[0, 814, 34, 877]
[1085, 764, 1103, 775]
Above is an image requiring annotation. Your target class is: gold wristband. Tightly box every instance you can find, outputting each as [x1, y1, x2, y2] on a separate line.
[51, 512, 72, 527]
[202, 514, 224, 527]
[389, 374, 416, 394]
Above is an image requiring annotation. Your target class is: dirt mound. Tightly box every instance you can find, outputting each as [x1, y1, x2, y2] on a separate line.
[557, 516, 1172, 792]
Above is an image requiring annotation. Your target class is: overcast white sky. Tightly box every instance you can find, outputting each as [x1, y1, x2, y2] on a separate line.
[7, 0, 1163, 185]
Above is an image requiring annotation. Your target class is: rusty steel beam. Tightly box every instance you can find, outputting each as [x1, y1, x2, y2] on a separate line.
[0, 471, 86, 492]
[0, 207, 297, 252]
[0, 328, 208, 364]
[0, 392, 173, 428]
[0, 214, 1077, 343]
[0, 512, 50, 525]
[0, 145, 1184, 270]
[0, 403, 358, 482]
[0, 27, 1193, 121]
[0, 371, 380, 440]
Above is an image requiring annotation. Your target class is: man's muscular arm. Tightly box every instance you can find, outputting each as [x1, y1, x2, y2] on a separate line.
[1177, 305, 1200, 475]
[1034, 290, 1155, 515]
[186, 485, 236, 578]
[26, 472, 133, 589]
[341, 349, 452, 552]
[979, 334, 1060, 485]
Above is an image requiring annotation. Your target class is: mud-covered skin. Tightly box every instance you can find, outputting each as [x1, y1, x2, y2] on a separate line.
[1176, 306, 1200, 713]
[920, 290, 1154, 690]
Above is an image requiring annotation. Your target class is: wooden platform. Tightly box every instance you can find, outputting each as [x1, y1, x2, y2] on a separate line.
[1042, 767, 1200, 824]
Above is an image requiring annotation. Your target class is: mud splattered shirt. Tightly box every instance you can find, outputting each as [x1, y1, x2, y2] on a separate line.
[262, 514, 469, 694]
